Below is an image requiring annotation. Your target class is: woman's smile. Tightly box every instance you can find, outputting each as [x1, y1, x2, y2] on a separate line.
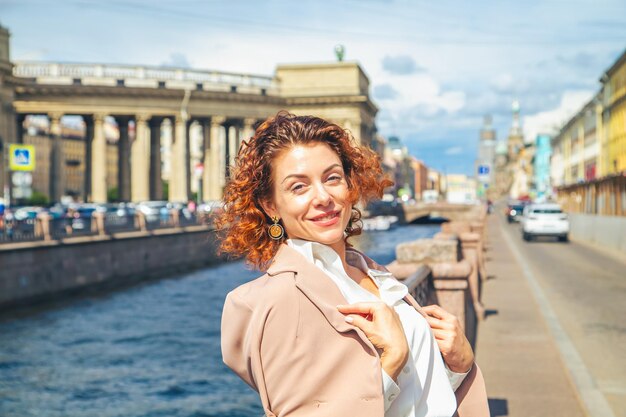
[309, 210, 341, 226]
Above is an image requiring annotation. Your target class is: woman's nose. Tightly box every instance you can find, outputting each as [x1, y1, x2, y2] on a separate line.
[312, 183, 332, 206]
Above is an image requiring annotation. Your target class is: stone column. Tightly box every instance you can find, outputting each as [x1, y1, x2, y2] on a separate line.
[243, 118, 256, 147]
[228, 125, 238, 175]
[220, 124, 231, 178]
[83, 115, 94, 202]
[48, 112, 64, 203]
[131, 114, 151, 202]
[168, 117, 179, 201]
[170, 116, 189, 202]
[149, 117, 163, 200]
[186, 119, 193, 199]
[207, 116, 225, 200]
[16, 114, 25, 144]
[91, 113, 108, 203]
[116, 116, 131, 202]
[199, 118, 210, 202]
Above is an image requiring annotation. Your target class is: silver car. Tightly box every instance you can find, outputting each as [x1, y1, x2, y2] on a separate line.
[521, 203, 570, 242]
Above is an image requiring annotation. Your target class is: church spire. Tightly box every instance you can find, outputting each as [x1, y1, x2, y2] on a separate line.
[510, 100, 522, 137]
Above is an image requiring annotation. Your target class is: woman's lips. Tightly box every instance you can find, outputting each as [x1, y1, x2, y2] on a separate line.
[309, 211, 340, 226]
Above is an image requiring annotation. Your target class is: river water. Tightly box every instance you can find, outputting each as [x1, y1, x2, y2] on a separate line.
[0, 224, 439, 417]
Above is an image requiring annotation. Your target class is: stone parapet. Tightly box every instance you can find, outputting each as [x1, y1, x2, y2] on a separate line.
[396, 238, 459, 263]
[0, 226, 221, 312]
[388, 237, 479, 348]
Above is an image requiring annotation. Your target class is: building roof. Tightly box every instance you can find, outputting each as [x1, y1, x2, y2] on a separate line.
[601, 48, 626, 80]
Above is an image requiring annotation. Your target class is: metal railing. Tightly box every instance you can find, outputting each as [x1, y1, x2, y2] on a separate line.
[13, 61, 277, 92]
[403, 265, 437, 306]
[0, 210, 212, 245]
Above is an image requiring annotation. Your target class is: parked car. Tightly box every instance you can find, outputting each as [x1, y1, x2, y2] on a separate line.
[12, 206, 43, 221]
[521, 203, 570, 242]
[136, 201, 169, 222]
[506, 201, 526, 223]
[198, 200, 224, 215]
[70, 205, 99, 231]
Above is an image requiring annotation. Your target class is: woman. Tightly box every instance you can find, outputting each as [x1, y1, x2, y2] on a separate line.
[218, 111, 488, 417]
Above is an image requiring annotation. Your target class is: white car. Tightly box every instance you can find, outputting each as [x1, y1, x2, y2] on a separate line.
[521, 203, 570, 242]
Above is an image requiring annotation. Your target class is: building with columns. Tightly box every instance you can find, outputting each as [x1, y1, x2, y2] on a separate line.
[0, 25, 17, 202]
[275, 62, 378, 148]
[0, 25, 379, 205]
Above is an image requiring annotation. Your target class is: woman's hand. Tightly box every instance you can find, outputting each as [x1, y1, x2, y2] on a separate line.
[337, 302, 409, 380]
[422, 304, 474, 373]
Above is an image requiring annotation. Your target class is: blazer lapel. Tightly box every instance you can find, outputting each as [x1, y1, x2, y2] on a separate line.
[267, 245, 378, 353]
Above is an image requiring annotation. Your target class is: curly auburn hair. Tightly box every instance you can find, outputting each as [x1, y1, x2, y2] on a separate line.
[215, 111, 393, 271]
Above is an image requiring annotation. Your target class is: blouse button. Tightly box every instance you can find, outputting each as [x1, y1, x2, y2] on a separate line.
[403, 366, 410, 374]
[388, 393, 397, 401]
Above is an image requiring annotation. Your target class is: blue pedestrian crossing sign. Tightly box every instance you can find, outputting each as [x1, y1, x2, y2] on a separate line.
[477, 165, 490, 175]
[9, 144, 36, 172]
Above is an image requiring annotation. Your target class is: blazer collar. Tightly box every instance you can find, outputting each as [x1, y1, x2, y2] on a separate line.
[266, 245, 375, 349]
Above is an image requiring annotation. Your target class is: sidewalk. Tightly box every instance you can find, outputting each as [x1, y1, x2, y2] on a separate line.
[476, 215, 587, 417]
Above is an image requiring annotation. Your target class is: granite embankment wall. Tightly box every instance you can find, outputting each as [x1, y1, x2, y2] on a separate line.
[0, 226, 221, 311]
[569, 213, 626, 254]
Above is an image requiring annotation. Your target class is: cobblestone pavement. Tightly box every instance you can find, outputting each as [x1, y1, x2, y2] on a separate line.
[476, 212, 626, 417]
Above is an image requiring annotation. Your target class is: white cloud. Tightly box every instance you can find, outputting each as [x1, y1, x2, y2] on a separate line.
[490, 73, 515, 93]
[445, 146, 464, 155]
[373, 72, 467, 126]
[523, 90, 595, 142]
[161, 52, 192, 68]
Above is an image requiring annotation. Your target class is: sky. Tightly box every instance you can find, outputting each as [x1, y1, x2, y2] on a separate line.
[1, 0, 626, 175]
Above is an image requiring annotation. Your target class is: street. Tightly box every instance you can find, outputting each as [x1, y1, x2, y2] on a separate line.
[478, 212, 626, 417]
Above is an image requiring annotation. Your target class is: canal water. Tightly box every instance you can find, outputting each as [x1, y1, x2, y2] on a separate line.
[0, 224, 439, 417]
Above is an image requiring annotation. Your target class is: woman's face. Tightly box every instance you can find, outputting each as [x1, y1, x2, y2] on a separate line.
[262, 142, 352, 251]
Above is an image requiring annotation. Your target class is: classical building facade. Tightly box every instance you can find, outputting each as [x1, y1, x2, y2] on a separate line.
[0, 25, 379, 205]
[601, 49, 626, 175]
[276, 62, 378, 148]
[550, 95, 602, 187]
[552, 50, 626, 216]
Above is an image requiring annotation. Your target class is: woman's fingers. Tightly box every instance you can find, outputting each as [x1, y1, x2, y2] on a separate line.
[424, 315, 455, 331]
[344, 313, 373, 332]
[422, 304, 453, 320]
[337, 302, 379, 315]
[338, 301, 410, 380]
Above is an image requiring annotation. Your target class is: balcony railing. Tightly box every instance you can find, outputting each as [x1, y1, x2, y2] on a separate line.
[13, 61, 277, 94]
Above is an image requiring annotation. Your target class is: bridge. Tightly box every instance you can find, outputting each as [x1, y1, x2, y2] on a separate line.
[402, 202, 485, 223]
[367, 202, 485, 223]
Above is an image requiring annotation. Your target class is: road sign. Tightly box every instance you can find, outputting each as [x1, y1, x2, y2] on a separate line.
[477, 165, 490, 175]
[12, 172, 33, 187]
[9, 144, 36, 172]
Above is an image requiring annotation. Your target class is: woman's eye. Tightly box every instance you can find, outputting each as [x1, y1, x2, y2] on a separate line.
[327, 175, 342, 182]
[291, 184, 305, 192]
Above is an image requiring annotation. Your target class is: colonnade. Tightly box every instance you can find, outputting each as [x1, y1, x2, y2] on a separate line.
[16, 112, 259, 204]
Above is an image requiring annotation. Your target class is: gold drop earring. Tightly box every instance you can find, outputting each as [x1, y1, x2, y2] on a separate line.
[268, 216, 285, 240]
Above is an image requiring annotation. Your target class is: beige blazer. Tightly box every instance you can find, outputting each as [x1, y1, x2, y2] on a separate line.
[221, 244, 489, 417]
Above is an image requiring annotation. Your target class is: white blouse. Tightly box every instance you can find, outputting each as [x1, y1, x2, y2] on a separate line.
[286, 239, 468, 417]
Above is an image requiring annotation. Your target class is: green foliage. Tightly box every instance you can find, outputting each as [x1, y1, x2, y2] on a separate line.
[23, 190, 49, 206]
[107, 187, 119, 202]
[162, 180, 169, 200]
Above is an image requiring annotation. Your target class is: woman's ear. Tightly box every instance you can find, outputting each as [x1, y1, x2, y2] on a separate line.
[259, 199, 276, 220]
